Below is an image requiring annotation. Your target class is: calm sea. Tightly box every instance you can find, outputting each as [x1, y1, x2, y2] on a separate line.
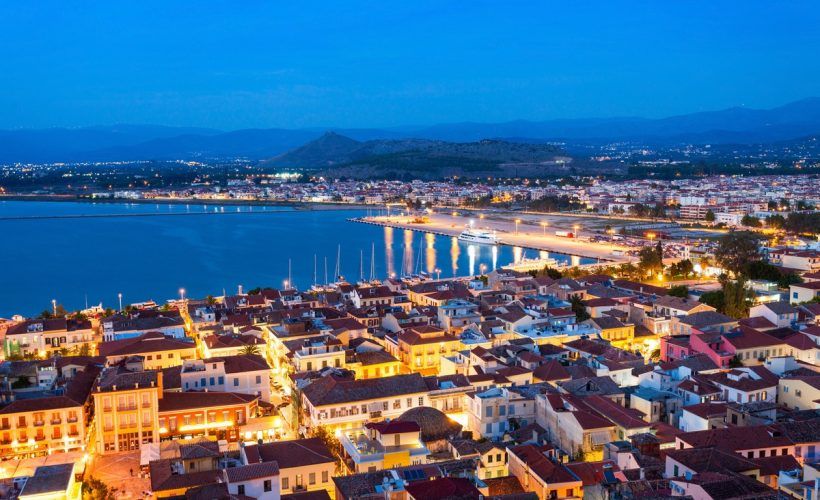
[0, 201, 592, 316]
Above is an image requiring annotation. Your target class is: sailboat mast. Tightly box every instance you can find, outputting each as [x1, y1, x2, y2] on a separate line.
[313, 254, 317, 287]
[335, 244, 341, 280]
[360, 250, 364, 282]
[324, 257, 328, 285]
[370, 242, 375, 282]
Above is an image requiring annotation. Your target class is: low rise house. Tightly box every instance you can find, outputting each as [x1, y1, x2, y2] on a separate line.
[98, 331, 196, 369]
[241, 438, 336, 497]
[300, 373, 430, 432]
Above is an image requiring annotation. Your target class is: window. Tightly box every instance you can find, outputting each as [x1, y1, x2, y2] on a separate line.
[499, 406, 506, 416]
[282, 477, 289, 490]
[418, 397, 424, 406]
[322, 471, 328, 483]
[218, 376, 224, 385]
[486, 423, 492, 434]
[309, 472, 316, 485]
[234, 378, 240, 387]
[485, 407, 493, 417]
[237, 485, 245, 495]
[209, 377, 215, 385]
[264, 480, 272, 492]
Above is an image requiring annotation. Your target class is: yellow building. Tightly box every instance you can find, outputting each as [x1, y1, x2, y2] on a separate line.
[98, 331, 197, 370]
[778, 376, 820, 411]
[397, 325, 462, 376]
[92, 367, 161, 454]
[589, 317, 635, 350]
[0, 367, 97, 460]
[346, 350, 403, 379]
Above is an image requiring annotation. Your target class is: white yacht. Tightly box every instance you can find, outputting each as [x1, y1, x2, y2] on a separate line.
[458, 228, 499, 245]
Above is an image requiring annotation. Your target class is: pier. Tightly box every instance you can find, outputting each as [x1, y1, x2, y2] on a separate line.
[350, 214, 634, 264]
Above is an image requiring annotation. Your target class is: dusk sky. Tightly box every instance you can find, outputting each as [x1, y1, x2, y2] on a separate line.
[1, 1, 819, 130]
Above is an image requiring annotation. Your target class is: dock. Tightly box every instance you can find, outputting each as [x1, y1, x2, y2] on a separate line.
[350, 216, 634, 264]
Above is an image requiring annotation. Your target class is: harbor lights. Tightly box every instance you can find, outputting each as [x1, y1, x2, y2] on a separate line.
[179, 288, 186, 301]
[541, 221, 548, 235]
[515, 219, 521, 235]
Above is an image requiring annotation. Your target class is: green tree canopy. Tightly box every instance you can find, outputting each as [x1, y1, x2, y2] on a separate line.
[714, 232, 761, 277]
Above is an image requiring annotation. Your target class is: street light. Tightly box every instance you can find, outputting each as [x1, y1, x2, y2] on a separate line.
[118, 293, 123, 312]
[480, 263, 487, 276]
[51, 299, 57, 316]
[179, 288, 186, 301]
[434, 268, 441, 280]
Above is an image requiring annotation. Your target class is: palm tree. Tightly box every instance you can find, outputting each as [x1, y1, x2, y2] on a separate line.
[241, 344, 261, 356]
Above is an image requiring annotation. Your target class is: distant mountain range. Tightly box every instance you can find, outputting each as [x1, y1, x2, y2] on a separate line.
[2, 98, 820, 163]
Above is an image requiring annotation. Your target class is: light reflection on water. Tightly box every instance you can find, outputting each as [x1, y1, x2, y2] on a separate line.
[0, 202, 596, 315]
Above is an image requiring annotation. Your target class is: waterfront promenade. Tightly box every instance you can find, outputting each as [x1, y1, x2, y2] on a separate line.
[355, 213, 633, 263]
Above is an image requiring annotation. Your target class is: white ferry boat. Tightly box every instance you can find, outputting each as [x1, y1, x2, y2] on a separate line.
[458, 228, 499, 245]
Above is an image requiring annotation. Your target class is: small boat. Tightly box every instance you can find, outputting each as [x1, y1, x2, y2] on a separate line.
[458, 228, 499, 245]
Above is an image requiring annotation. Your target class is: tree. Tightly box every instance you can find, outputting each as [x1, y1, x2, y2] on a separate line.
[704, 209, 716, 222]
[569, 295, 590, 322]
[668, 259, 694, 279]
[722, 278, 753, 319]
[741, 214, 761, 228]
[638, 246, 663, 278]
[714, 232, 760, 277]
[699, 290, 725, 312]
[240, 344, 261, 356]
[668, 285, 689, 298]
[766, 214, 786, 230]
[82, 476, 115, 500]
[312, 425, 344, 474]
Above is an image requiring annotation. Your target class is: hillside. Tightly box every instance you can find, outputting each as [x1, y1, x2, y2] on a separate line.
[264, 132, 578, 178]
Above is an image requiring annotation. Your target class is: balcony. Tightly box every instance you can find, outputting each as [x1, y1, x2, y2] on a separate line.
[50, 419, 62, 425]
[117, 404, 138, 411]
[34, 434, 46, 442]
[67, 416, 79, 423]
[33, 421, 45, 427]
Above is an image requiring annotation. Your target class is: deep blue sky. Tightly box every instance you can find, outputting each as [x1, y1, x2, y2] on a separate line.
[1, 1, 818, 130]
